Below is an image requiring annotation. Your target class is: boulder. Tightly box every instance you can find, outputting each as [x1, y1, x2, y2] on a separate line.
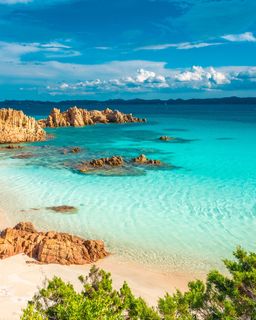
[39, 106, 146, 128]
[132, 154, 162, 166]
[0, 108, 46, 144]
[78, 156, 124, 172]
[0, 222, 108, 265]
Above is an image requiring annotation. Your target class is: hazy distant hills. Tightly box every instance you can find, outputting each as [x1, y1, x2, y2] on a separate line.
[0, 97, 255, 116]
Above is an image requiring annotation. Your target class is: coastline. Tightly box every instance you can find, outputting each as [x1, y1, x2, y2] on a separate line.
[0, 205, 202, 320]
[0, 254, 199, 320]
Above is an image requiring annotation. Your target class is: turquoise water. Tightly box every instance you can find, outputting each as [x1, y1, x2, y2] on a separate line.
[1, 105, 256, 272]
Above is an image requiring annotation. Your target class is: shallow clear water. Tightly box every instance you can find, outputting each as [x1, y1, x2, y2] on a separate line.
[1, 104, 256, 272]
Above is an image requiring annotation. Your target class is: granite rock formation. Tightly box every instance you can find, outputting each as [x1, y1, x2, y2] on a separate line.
[0, 222, 108, 265]
[77, 156, 124, 172]
[132, 154, 162, 165]
[38, 107, 146, 128]
[0, 108, 46, 144]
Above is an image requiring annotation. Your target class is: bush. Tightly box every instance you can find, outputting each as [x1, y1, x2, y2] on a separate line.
[21, 247, 256, 319]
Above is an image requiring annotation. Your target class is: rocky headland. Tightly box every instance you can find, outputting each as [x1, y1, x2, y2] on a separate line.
[0, 222, 108, 265]
[0, 108, 46, 144]
[38, 106, 146, 128]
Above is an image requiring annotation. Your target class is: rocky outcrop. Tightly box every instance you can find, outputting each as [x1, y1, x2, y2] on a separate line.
[0, 222, 108, 265]
[77, 156, 124, 172]
[39, 107, 146, 128]
[0, 108, 46, 144]
[132, 154, 162, 166]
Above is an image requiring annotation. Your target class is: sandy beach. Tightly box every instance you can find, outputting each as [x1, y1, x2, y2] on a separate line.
[0, 210, 200, 320]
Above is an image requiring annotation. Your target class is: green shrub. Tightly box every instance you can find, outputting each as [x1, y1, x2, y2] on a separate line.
[21, 247, 256, 319]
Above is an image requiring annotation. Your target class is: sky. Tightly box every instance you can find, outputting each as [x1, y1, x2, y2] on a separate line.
[0, 0, 256, 100]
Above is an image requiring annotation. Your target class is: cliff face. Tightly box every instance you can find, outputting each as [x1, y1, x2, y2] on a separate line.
[0, 108, 46, 144]
[38, 106, 146, 128]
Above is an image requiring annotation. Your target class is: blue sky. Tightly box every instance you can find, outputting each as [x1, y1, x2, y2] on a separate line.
[0, 0, 256, 100]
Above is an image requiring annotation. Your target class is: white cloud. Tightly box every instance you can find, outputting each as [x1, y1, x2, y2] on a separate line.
[136, 41, 222, 51]
[0, 40, 80, 62]
[175, 66, 230, 88]
[177, 42, 222, 50]
[222, 32, 256, 42]
[46, 65, 256, 96]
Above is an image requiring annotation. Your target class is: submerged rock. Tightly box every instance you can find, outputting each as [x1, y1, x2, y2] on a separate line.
[39, 106, 146, 128]
[0, 144, 24, 150]
[47, 205, 77, 214]
[0, 222, 108, 265]
[77, 156, 124, 172]
[159, 136, 175, 141]
[132, 154, 162, 166]
[62, 146, 82, 154]
[0, 108, 46, 144]
[11, 153, 35, 159]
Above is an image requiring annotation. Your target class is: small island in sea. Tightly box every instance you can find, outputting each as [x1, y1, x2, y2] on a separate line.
[1, 0, 256, 318]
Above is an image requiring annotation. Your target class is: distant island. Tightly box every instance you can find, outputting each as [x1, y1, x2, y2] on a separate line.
[0, 96, 255, 116]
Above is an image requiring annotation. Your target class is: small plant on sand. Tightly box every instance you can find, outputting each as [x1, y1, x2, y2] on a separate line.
[21, 247, 256, 319]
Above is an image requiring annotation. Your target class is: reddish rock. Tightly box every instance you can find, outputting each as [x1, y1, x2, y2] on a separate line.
[0, 108, 46, 144]
[77, 156, 124, 172]
[39, 106, 146, 128]
[132, 154, 162, 166]
[0, 222, 108, 265]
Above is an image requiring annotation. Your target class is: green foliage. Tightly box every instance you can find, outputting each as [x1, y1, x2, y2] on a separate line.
[21, 247, 256, 319]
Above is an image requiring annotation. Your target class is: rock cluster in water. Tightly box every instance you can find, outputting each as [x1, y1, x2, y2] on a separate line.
[0, 108, 46, 144]
[132, 154, 162, 165]
[77, 156, 124, 172]
[76, 155, 163, 174]
[38, 106, 146, 128]
[0, 222, 108, 265]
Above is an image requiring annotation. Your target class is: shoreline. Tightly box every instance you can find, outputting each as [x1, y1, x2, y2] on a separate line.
[0, 254, 199, 320]
[0, 207, 203, 319]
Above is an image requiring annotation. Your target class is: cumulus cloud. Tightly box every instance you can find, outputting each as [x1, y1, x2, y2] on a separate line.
[222, 32, 256, 42]
[45, 65, 256, 96]
[174, 66, 230, 88]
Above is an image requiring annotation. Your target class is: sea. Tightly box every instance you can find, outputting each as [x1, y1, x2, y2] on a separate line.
[1, 103, 256, 273]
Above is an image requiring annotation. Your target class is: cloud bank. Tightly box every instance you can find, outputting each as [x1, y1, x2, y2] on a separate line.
[45, 65, 256, 96]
